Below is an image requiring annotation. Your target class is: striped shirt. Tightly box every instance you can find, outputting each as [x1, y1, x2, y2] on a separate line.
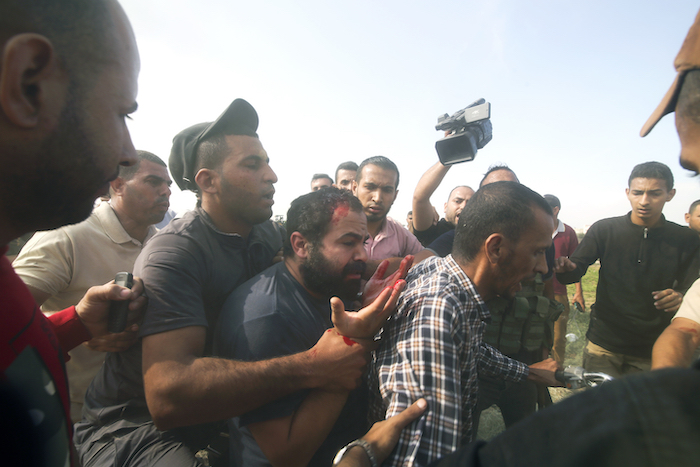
[372, 255, 528, 467]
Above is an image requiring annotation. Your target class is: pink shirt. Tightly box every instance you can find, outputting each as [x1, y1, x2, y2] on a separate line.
[364, 216, 424, 261]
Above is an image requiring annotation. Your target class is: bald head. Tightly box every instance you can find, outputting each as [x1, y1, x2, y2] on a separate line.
[0, 0, 140, 242]
[0, 0, 130, 88]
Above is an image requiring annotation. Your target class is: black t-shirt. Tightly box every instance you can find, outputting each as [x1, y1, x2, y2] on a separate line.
[78, 208, 284, 442]
[557, 213, 700, 357]
[414, 218, 455, 247]
[214, 262, 368, 467]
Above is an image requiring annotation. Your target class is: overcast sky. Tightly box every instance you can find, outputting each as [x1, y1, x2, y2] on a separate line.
[120, 0, 700, 229]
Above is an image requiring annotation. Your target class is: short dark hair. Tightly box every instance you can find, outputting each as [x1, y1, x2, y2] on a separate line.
[0, 0, 115, 91]
[628, 161, 674, 191]
[195, 133, 229, 177]
[453, 182, 552, 263]
[357, 156, 400, 189]
[311, 173, 333, 183]
[118, 150, 166, 181]
[689, 199, 700, 215]
[544, 194, 560, 210]
[479, 164, 519, 187]
[284, 187, 364, 257]
[335, 161, 358, 182]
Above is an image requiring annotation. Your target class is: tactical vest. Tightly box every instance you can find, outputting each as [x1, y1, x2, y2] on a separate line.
[483, 274, 564, 356]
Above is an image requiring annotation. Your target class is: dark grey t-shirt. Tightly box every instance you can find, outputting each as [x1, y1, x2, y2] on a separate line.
[77, 208, 284, 441]
[214, 262, 368, 467]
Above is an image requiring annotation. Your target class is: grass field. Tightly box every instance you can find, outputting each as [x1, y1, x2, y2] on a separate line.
[476, 263, 599, 440]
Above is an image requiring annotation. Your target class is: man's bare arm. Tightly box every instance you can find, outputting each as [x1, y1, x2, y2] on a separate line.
[142, 326, 370, 431]
[651, 317, 700, 369]
[248, 390, 350, 467]
[572, 282, 585, 311]
[412, 162, 451, 232]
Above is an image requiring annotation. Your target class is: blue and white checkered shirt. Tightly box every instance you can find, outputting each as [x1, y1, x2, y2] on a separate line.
[372, 255, 529, 467]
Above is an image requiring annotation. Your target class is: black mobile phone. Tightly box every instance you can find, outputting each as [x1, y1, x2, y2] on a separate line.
[107, 272, 134, 333]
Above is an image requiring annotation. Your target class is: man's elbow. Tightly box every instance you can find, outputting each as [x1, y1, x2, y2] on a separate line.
[147, 392, 183, 431]
[144, 379, 192, 431]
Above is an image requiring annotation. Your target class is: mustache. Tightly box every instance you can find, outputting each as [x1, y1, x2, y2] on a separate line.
[342, 260, 367, 277]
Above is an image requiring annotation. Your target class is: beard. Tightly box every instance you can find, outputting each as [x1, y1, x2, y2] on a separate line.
[300, 246, 366, 301]
[2, 88, 114, 233]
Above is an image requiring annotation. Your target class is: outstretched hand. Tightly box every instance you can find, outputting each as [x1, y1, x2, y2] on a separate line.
[75, 277, 147, 343]
[362, 256, 413, 307]
[332, 279, 407, 339]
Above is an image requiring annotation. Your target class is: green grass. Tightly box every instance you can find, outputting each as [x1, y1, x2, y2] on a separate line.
[476, 263, 600, 440]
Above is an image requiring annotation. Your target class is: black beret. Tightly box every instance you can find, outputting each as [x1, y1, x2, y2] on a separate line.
[169, 98, 259, 191]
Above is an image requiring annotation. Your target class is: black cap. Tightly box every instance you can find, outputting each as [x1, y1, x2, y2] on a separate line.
[169, 98, 259, 191]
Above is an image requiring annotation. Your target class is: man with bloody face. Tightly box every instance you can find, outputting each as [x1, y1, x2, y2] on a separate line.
[214, 187, 407, 467]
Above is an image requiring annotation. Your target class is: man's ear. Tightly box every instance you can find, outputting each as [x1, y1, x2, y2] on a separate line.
[484, 233, 506, 265]
[289, 232, 309, 259]
[667, 188, 677, 202]
[686, 213, 691, 224]
[0, 34, 65, 128]
[351, 180, 358, 196]
[110, 177, 125, 196]
[194, 168, 219, 194]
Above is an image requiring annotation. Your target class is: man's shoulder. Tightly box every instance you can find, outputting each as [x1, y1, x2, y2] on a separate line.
[226, 262, 284, 313]
[401, 256, 478, 313]
[563, 223, 577, 235]
[384, 216, 408, 232]
[662, 218, 700, 241]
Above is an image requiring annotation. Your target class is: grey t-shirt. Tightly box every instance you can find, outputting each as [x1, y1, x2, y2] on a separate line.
[214, 262, 368, 467]
[77, 208, 284, 441]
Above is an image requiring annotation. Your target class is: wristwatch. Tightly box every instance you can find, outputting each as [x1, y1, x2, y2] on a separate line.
[333, 439, 378, 467]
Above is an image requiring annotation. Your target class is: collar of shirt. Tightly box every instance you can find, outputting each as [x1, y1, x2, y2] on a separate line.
[552, 218, 565, 239]
[101, 202, 155, 246]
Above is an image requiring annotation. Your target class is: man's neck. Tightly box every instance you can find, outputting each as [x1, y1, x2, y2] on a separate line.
[458, 256, 496, 302]
[109, 202, 150, 243]
[367, 217, 386, 238]
[201, 198, 252, 239]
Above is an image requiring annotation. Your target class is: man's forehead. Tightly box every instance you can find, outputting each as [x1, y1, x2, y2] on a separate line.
[136, 160, 170, 178]
[328, 207, 367, 232]
[629, 177, 668, 191]
[224, 134, 266, 157]
[337, 169, 356, 180]
[360, 164, 397, 186]
[450, 186, 473, 200]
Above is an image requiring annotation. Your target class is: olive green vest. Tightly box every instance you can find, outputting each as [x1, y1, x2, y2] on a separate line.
[483, 274, 564, 356]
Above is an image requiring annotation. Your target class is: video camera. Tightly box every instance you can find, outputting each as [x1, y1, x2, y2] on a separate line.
[435, 99, 492, 165]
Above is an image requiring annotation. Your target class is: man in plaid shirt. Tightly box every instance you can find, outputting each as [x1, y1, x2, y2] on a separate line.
[373, 181, 561, 467]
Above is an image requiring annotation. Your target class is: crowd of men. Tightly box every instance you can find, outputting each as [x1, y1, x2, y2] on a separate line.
[2, 1, 700, 467]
